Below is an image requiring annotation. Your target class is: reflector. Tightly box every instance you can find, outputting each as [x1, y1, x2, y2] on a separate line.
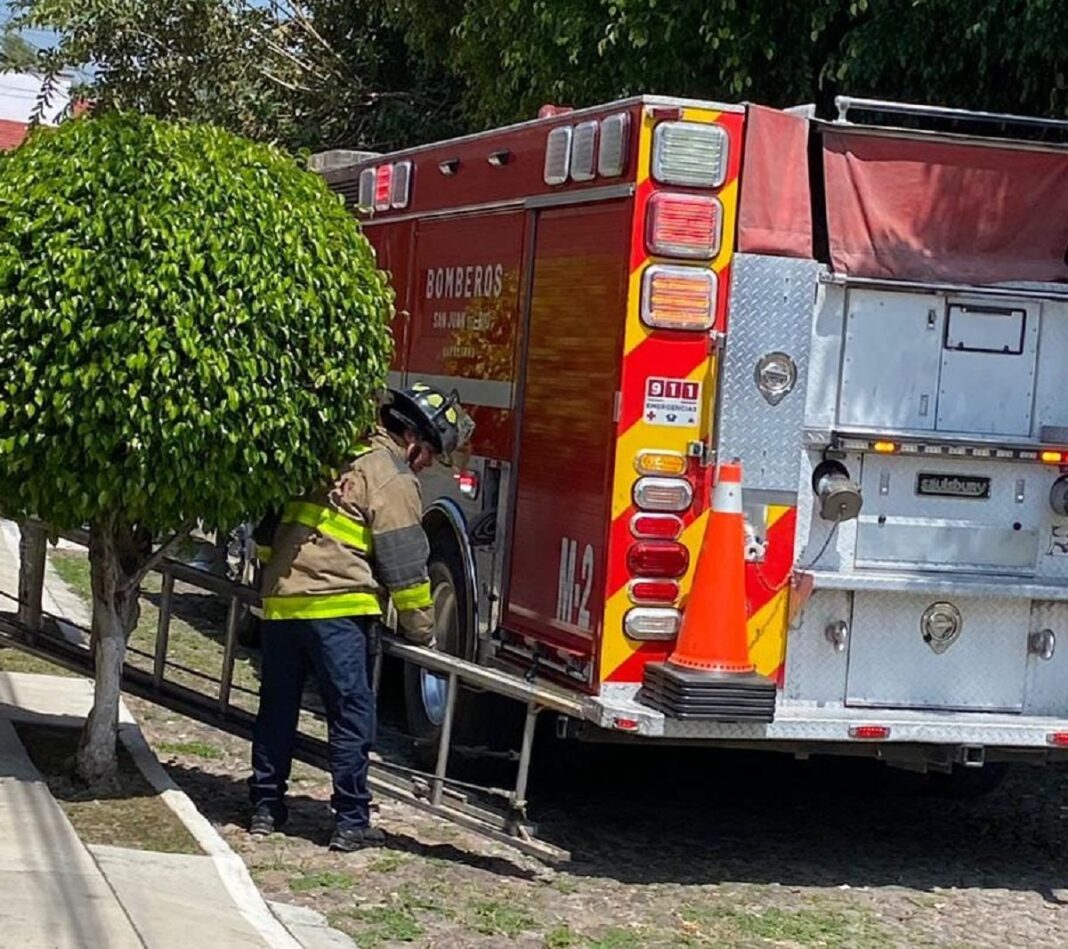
[628, 579, 681, 604]
[631, 513, 684, 539]
[374, 164, 393, 211]
[627, 541, 690, 578]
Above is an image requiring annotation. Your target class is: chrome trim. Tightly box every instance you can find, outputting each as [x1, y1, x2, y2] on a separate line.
[805, 568, 1068, 602]
[525, 182, 635, 209]
[817, 117, 1068, 156]
[835, 95, 1068, 133]
[423, 499, 480, 661]
[819, 272, 1068, 303]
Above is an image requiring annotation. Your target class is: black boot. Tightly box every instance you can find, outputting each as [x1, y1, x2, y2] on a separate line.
[328, 825, 385, 852]
[249, 804, 288, 836]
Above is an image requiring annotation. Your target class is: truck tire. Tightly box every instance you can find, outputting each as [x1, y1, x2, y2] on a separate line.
[403, 554, 480, 767]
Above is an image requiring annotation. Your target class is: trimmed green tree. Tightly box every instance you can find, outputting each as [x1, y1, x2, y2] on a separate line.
[0, 113, 393, 783]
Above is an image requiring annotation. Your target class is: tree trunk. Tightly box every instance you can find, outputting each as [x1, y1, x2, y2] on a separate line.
[16, 521, 46, 631]
[76, 519, 139, 786]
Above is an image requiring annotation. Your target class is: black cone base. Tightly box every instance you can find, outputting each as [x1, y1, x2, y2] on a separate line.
[640, 662, 777, 722]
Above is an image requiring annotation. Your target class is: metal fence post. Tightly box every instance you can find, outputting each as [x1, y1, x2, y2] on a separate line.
[430, 672, 458, 806]
[153, 570, 174, 689]
[17, 521, 47, 636]
[218, 595, 240, 714]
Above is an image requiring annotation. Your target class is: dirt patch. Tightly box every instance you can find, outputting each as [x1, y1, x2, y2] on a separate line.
[16, 722, 201, 855]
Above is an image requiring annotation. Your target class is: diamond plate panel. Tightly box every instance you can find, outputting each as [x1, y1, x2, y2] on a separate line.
[718, 255, 823, 492]
[846, 592, 1029, 711]
[782, 590, 851, 705]
[1023, 600, 1068, 716]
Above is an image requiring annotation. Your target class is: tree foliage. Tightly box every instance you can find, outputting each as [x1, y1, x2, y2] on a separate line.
[394, 0, 1068, 127]
[1, 30, 39, 72]
[12, 0, 463, 150]
[0, 113, 393, 779]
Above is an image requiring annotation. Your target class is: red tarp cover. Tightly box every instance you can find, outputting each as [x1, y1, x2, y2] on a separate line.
[738, 105, 813, 258]
[823, 130, 1068, 284]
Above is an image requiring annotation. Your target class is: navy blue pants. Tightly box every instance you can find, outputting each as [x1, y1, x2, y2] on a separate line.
[249, 617, 375, 830]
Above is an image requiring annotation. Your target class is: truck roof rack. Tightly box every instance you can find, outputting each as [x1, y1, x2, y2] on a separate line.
[834, 95, 1068, 142]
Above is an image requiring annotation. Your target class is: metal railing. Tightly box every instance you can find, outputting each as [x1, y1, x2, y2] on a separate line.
[1, 523, 580, 861]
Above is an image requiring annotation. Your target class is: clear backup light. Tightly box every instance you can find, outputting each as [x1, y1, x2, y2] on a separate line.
[646, 192, 722, 259]
[652, 121, 729, 188]
[390, 160, 412, 208]
[641, 265, 716, 331]
[633, 476, 693, 512]
[373, 164, 393, 211]
[544, 126, 573, 185]
[358, 168, 376, 209]
[570, 120, 598, 181]
[624, 607, 681, 640]
[598, 112, 630, 177]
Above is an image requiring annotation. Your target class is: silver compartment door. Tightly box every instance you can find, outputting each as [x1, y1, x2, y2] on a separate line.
[936, 298, 1040, 437]
[717, 255, 822, 493]
[845, 593, 1029, 711]
[838, 290, 943, 431]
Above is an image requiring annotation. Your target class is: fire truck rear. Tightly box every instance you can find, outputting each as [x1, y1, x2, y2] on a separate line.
[319, 95, 1068, 779]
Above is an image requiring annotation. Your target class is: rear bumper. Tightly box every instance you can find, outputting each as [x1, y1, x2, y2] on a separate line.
[585, 685, 1068, 748]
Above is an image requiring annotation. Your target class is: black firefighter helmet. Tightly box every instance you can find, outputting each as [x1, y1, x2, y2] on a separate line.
[379, 382, 475, 461]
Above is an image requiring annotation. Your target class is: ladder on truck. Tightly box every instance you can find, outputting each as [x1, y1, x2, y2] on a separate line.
[0, 523, 578, 863]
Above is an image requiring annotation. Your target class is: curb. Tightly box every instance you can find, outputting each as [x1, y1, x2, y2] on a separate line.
[118, 722, 306, 949]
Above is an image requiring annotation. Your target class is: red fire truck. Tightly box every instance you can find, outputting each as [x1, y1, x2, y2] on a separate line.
[318, 95, 1068, 780]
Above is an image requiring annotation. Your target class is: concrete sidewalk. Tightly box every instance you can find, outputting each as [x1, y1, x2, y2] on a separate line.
[0, 673, 297, 948]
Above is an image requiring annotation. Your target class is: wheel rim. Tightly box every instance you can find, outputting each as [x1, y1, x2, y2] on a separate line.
[419, 571, 457, 727]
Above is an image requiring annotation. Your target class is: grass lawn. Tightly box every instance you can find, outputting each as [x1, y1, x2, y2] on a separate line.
[16, 723, 202, 854]
[49, 548, 263, 714]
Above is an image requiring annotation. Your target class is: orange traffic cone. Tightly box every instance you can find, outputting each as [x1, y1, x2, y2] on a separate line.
[667, 459, 752, 674]
[640, 459, 777, 722]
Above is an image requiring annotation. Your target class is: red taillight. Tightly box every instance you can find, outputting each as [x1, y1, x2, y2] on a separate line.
[631, 513, 683, 540]
[374, 164, 393, 211]
[613, 717, 640, 730]
[849, 725, 891, 741]
[626, 541, 689, 578]
[1047, 732, 1068, 747]
[628, 579, 680, 604]
[454, 470, 479, 500]
[646, 192, 722, 259]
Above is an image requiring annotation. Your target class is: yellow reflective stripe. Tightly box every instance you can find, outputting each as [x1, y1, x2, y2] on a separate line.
[262, 592, 382, 621]
[257, 545, 273, 564]
[283, 502, 371, 552]
[391, 581, 432, 612]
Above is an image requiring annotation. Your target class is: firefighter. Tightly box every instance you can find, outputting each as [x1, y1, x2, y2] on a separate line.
[248, 383, 474, 851]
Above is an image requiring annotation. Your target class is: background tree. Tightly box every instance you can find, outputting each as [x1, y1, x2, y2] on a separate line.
[1, 29, 39, 71]
[394, 0, 1068, 127]
[0, 113, 393, 783]
[13, 0, 463, 150]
